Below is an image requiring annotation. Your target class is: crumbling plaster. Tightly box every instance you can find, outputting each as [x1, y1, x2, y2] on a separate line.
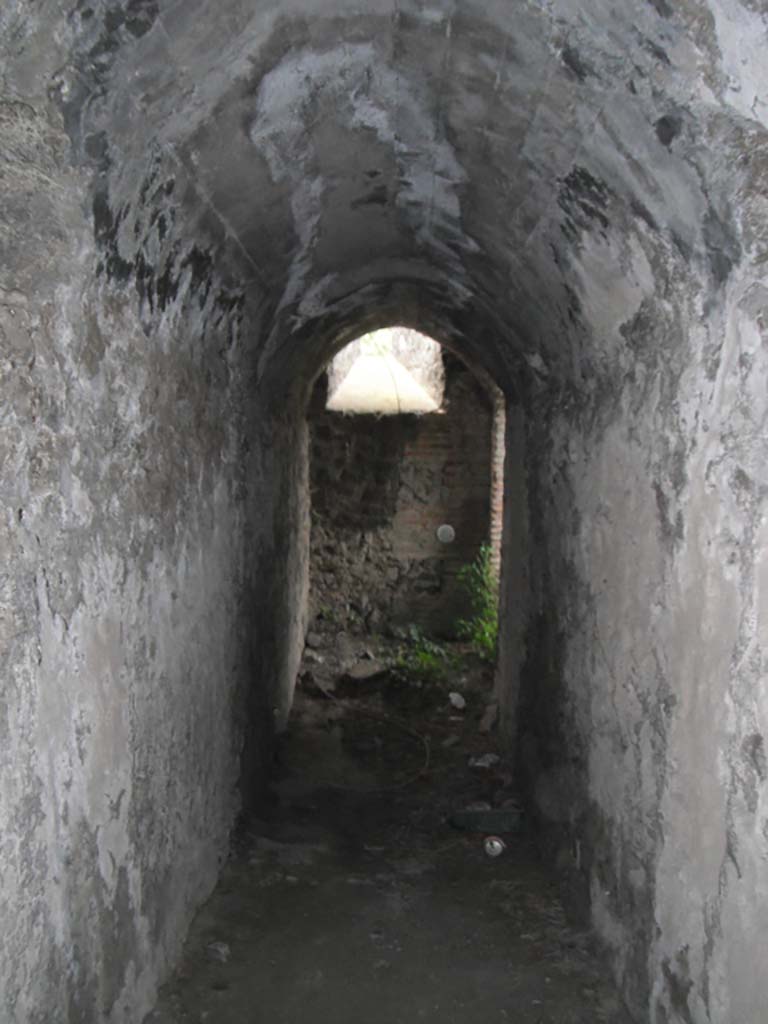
[518, 265, 768, 1022]
[2, 0, 767, 1021]
[1, 12, 270, 1018]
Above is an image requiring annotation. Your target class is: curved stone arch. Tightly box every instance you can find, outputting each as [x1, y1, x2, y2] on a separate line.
[254, 280, 522, 423]
[77, 0, 767, 390]
[2, 1, 768, 1021]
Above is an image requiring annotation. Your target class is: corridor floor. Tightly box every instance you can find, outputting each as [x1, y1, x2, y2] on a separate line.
[146, 650, 631, 1024]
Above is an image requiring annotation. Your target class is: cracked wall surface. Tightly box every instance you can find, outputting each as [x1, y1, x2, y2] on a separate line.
[1, 8, 273, 1020]
[518, 266, 768, 1023]
[1, 0, 767, 1021]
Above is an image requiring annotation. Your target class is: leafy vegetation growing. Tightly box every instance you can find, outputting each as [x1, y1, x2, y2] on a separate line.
[393, 625, 459, 684]
[456, 543, 499, 662]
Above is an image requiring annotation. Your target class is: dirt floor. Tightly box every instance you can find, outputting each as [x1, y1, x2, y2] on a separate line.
[145, 635, 632, 1024]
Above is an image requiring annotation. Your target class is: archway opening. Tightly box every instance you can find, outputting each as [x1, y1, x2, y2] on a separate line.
[326, 326, 445, 415]
[309, 325, 501, 631]
[291, 322, 510, 754]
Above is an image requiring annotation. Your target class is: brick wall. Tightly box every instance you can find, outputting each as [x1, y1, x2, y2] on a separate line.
[489, 388, 506, 578]
[308, 354, 493, 636]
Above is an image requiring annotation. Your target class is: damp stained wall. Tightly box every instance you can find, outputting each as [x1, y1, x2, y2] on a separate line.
[0, 17, 272, 1020]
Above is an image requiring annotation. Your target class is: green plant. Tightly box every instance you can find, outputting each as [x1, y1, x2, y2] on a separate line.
[456, 544, 499, 662]
[393, 625, 457, 684]
[315, 603, 340, 625]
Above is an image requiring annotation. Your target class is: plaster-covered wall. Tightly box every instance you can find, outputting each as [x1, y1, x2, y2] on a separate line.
[0, 24, 271, 1019]
[518, 271, 768, 1024]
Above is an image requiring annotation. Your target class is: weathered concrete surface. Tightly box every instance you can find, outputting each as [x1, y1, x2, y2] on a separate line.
[2, 0, 768, 1021]
[1, 7, 271, 1021]
[519, 267, 768, 1023]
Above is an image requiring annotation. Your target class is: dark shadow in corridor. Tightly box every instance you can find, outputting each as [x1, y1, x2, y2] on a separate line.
[146, 666, 631, 1024]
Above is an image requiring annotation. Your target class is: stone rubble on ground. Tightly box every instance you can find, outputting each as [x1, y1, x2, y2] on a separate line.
[469, 753, 501, 769]
[206, 942, 230, 964]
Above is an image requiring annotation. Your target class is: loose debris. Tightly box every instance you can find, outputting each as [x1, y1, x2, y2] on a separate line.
[148, 627, 633, 1024]
[469, 752, 501, 769]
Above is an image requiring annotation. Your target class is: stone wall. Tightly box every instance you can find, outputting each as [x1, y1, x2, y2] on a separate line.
[516, 277, 768, 1024]
[493, 403, 529, 745]
[308, 355, 493, 637]
[0, 18, 271, 1019]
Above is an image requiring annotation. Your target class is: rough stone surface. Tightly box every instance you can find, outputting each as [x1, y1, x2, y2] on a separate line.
[2, 0, 768, 1021]
[309, 356, 493, 636]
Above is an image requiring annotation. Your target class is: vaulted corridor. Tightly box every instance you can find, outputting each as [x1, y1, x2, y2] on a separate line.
[2, 2, 767, 1023]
